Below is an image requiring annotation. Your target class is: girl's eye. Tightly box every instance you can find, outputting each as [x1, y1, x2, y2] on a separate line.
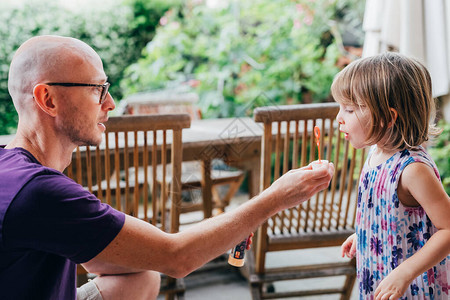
[345, 108, 354, 113]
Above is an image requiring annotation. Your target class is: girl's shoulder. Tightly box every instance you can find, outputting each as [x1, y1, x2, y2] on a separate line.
[363, 146, 439, 180]
[397, 146, 445, 208]
[399, 146, 439, 178]
[399, 157, 449, 216]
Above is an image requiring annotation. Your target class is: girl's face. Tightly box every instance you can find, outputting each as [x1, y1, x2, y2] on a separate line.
[336, 103, 371, 149]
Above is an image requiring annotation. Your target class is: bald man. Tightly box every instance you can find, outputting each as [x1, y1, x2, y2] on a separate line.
[0, 35, 335, 300]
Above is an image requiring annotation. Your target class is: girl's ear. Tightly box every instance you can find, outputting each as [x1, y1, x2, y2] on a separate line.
[33, 84, 57, 117]
[388, 108, 398, 128]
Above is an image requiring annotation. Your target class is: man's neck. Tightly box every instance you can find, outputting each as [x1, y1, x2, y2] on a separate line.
[6, 132, 74, 172]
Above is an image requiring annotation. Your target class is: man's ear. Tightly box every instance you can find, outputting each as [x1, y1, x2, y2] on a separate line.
[388, 108, 398, 128]
[33, 84, 57, 117]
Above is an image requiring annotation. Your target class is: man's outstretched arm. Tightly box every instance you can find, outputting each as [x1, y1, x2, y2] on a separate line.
[84, 162, 334, 278]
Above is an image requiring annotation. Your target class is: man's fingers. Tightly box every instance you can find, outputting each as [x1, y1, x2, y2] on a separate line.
[296, 163, 333, 177]
[300, 165, 312, 171]
[312, 181, 332, 194]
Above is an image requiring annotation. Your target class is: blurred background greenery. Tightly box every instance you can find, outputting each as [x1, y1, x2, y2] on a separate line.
[0, 0, 447, 192]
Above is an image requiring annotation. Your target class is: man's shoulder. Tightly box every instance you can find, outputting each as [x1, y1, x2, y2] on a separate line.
[0, 147, 63, 191]
[0, 147, 77, 216]
[0, 146, 57, 173]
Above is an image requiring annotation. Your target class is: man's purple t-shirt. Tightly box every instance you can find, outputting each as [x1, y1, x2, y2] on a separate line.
[0, 147, 126, 300]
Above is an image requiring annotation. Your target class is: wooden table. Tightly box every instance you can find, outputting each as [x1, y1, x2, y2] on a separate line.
[183, 117, 264, 196]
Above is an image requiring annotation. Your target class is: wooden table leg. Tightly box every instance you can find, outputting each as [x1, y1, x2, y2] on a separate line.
[232, 156, 260, 198]
[247, 157, 261, 198]
[201, 159, 213, 218]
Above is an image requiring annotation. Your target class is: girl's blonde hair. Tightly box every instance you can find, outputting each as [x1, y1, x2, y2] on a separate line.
[331, 52, 441, 151]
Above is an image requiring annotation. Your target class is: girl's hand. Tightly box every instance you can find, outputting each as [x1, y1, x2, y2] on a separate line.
[245, 232, 254, 250]
[341, 233, 356, 258]
[374, 268, 408, 300]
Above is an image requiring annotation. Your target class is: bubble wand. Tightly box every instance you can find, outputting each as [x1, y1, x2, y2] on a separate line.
[314, 126, 321, 163]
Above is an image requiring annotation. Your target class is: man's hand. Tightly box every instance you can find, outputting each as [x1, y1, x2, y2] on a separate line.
[262, 161, 334, 212]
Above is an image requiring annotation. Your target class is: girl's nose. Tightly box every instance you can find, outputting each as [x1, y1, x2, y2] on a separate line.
[336, 111, 344, 125]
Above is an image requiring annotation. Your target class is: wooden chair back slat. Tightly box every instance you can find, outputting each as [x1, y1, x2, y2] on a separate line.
[274, 124, 282, 181]
[300, 121, 307, 167]
[283, 121, 290, 174]
[319, 118, 333, 229]
[170, 129, 183, 233]
[292, 121, 299, 168]
[114, 132, 121, 211]
[104, 133, 112, 205]
[86, 146, 93, 193]
[133, 131, 139, 217]
[152, 131, 158, 226]
[280, 120, 290, 233]
[122, 132, 129, 213]
[143, 133, 149, 221]
[160, 131, 167, 232]
[95, 146, 102, 201]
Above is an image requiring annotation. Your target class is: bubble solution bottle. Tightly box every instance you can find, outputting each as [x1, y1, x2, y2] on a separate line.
[228, 238, 248, 267]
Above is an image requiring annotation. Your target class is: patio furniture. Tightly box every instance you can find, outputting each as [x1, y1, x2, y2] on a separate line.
[249, 103, 365, 299]
[66, 114, 191, 300]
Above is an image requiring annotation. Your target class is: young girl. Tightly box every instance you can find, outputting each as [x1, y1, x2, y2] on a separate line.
[332, 52, 450, 300]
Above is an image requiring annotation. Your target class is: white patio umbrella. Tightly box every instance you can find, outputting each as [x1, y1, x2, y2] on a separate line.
[362, 0, 450, 120]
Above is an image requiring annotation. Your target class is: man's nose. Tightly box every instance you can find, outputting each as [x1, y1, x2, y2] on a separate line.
[102, 93, 115, 111]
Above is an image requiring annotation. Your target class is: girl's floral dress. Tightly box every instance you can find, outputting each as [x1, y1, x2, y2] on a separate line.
[356, 146, 449, 300]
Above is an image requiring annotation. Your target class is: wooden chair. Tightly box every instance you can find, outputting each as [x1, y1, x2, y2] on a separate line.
[249, 103, 365, 299]
[66, 114, 191, 300]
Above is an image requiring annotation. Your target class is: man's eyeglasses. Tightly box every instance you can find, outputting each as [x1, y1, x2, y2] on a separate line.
[46, 82, 110, 104]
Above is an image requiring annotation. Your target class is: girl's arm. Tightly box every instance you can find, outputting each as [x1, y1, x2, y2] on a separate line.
[375, 162, 450, 300]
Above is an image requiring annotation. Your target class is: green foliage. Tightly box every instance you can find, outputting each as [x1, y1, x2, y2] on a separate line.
[121, 0, 362, 118]
[0, 3, 60, 134]
[429, 121, 450, 194]
[124, 0, 183, 46]
[0, 0, 177, 135]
